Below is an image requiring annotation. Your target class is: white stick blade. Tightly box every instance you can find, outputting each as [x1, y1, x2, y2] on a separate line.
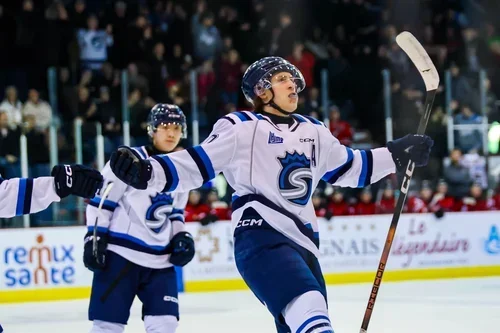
[396, 31, 440, 91]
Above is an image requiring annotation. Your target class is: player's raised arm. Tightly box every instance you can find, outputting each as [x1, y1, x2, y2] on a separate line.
[319, 125, 433, 188]
[109, 117, 237, 192]
[0, 164, 103, 218]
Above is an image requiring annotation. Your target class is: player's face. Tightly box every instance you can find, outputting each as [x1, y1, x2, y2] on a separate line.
[153, 123, 182, 152]
[269, 72, 299, 112]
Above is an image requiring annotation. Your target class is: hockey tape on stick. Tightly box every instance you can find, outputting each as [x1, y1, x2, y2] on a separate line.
[395, 31, 440, 92]
[93, 182, 114, 257]
[359, 31, 439, 333]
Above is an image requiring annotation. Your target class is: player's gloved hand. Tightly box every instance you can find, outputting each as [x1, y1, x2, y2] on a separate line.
[166, 231, 195, 267]
[434, 207, 445, 219]
[386, 134, 434, 172]
[324, 210, 333, 221]
[51, 164, 103, 199]
[83, 231, 108, 271]
[200, 214, 218, 226]
[110, 146, 152, 190]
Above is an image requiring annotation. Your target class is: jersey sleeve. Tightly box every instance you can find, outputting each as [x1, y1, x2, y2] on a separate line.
[0, 176, 60, 218]
[318, 126, 396, 187]
[148, 117, 237, 193]
[85, 162, 128, 232]
[170, 191, 189, 237]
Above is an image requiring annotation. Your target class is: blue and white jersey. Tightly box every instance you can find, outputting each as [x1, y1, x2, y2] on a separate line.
[145, 111, 396, 257]
[77, 29, 113, 69]
[0, 175, 60, 218]
[86, 146, 188, 269]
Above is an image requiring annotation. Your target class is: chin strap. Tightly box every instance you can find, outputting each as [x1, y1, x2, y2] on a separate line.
[263, 88, 293, 116]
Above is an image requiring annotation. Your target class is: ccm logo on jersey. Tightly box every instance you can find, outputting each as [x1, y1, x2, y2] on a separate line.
[236, 218, 263, 228]
[64, 165, 73, 188]
[300, 138, 315, 143]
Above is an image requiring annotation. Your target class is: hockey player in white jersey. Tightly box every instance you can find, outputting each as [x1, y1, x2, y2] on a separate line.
[109, 57, 434, 333]
[84, 104, 194, 333]
[0, 164, 103, 218]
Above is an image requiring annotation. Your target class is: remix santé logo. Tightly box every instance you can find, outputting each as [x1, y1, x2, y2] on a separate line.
[3, 234, 75, 287]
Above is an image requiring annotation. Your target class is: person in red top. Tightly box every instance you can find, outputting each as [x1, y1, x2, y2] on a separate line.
[327, 188, 351, 216]
[428, 180, 455, 212]
[492, 183, 500, 210]
[286, 42, 315, 87]
[184, 189, 211, 222]
[312, 190, 329, 218]
[454, 183, 494, 212]
[206, 189, 231, 221]
[328, 106, 354, 146]
[353, 187, 377, 215]
[376, 182, 396, 214]
[406, 181, 433, 213]
[219, 49, 243, 106]
[197, 60, 216, 104]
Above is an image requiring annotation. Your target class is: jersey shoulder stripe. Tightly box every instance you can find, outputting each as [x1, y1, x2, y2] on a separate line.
[186, 146, 215, 184]
[322, 147, 354, 184]
[151, 155, 179, 192]
[357, 149, 374, 187]
[302, 114, 323, 126]
[16, 178, 34, 216]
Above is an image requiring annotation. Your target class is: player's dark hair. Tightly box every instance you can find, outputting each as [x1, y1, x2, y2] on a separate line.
[253, 96, 265, 113]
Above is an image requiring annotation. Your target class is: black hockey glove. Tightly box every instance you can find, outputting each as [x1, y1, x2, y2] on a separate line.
[166, 232, 195, 267]
[110, 146, 152, 190]
[434, 207, 445, 219]
[83, 231, 108, 272]
[386, 134, 434, 172]
[200, 214, 218, 226]
[52, 164, 103, 199]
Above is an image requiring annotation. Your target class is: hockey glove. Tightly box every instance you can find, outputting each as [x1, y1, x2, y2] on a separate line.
[52, 164, 103, 199]
[83, 231, 108, 271]
[166, 232, 195, 267]
[110, 146, 152, 190]
[386, 134, 434, 172]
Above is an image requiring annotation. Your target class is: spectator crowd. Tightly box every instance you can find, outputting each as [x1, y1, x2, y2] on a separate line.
[1, 0, 500, 226]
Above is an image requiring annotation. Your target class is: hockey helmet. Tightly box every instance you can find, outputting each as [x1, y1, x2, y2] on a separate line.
[241, 56, 306, 104]
[147, 103, 187, 139]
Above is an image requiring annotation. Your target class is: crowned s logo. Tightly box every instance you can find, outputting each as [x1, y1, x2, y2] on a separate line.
[145, 193, 174, 233]
[277, 151, 313, 206]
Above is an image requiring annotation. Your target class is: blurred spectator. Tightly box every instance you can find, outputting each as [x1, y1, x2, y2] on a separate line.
[353, 188, 376, 215]
[461, 150, 488, 189]
[69, 0, 88, 30]
[207, 190, 230, 221]
[376, 182, 395, 214]
[0, 111, 21, 178]
[219, 49, 242, 106]
[327, 189, 351, 216]
[455, 183, 494, 211]
[22, 89, 52, 131]
[0, 86, 23, 129]
[286, 42, 315, 87]
[454, 104, 483, 153]
[192, 10, 222, 62]
[429, 180, 455, 212]
[77, 14, 113, 71]
[328, 105, 353, 146]
[312, 190, 328, 218]
[167, 44, 192, 82]
[148, 42, 168, 101]
[444, 149, 472, 198]
[97, 86, 121, 152]
[185, 190, 211, 223]
[23, 114, 49, 167]
[197, 60, 216, 105]
[406, 181, 433, 213]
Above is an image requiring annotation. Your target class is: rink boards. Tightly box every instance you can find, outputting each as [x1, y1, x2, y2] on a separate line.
[0, 211, 499, 303]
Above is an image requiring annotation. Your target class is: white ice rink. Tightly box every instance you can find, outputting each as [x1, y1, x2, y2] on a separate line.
[1, 277, 499, 333]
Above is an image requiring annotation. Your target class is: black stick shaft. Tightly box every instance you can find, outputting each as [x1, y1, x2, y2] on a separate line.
[360, 89, 437, 333]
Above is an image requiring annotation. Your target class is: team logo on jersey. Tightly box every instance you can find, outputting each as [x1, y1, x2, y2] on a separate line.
[277, 151, 313, 206]
[268, 132, 284, 144]
[145, 193, 174, 233]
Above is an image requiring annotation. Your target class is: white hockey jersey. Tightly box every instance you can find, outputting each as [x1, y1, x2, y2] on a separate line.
[144, 111, 396, 257]
[0, 176, 60, 218]
[86, 146, 188, 269]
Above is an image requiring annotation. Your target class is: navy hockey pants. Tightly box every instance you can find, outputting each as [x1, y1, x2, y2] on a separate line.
[88, 251, 179, 325]
[234, 208, 328, 333]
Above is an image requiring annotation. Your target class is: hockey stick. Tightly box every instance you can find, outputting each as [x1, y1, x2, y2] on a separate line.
[93, 182, 114, 258]
[359, 31, 440, 333]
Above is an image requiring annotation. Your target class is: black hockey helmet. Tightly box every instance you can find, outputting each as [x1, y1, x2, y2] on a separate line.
[147, 103, 187, 139]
